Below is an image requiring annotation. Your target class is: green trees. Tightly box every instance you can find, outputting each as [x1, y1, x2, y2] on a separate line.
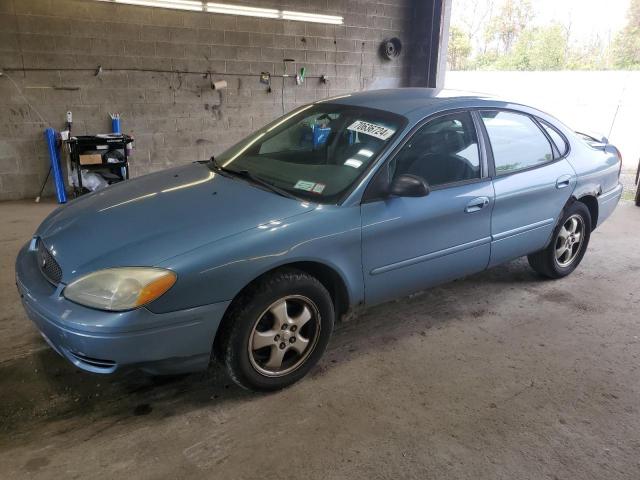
[484, 0, 533, 55]
[613, 0, 640, 68]
[448, 0, 639, 70]
[472, 21, 572, 71]
[448, 26, 472, 70]
[499, 24, 568, 70]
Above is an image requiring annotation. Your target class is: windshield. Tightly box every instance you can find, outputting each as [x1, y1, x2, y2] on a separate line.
[212, 103, 406, 203]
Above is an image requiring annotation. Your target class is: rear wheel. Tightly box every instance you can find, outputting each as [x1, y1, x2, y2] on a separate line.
[528, 201, 591, 279]
[218, 269, 334, 391]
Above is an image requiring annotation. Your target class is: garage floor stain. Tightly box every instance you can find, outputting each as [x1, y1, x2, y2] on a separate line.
[0, 199, 639, 479]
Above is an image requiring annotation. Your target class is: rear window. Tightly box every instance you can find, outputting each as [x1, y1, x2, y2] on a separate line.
[480, 110, 554, 174]
[538, 119, 569, 157]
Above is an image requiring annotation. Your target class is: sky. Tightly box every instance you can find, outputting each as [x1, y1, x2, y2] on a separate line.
[534, 0, 629, 43]
[451, 0, 631, 45]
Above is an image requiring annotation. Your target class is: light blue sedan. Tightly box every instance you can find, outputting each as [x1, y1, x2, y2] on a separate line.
[16, 89, 623, 391]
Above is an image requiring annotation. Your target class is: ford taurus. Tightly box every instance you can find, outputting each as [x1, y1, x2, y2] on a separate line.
[16, 89, 623, 391]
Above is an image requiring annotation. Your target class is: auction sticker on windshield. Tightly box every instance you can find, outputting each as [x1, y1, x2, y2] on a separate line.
[347, 120, 395, 140]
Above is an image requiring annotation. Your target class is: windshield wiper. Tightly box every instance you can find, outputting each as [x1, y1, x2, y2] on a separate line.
[208, 157, 300, 201]
[207, 156, 234, 178]
[234, 169, 301, 201]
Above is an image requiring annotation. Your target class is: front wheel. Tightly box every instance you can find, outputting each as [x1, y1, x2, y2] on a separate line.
[218, 269, 334, 391]
[527, 201, 592, 279]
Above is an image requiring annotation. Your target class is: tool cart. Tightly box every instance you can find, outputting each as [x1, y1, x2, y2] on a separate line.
[67, 134, 133, 197]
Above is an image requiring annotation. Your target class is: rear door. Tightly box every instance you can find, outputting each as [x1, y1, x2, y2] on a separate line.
[478, 110, 576, 266]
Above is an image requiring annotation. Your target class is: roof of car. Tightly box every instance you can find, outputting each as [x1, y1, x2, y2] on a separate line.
[326, 88, 503, 116]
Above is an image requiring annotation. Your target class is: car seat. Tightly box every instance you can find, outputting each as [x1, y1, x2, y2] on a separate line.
[405, 131, 476, 186]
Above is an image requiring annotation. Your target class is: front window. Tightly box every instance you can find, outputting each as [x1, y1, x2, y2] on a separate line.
[212, 103, 406, 203]
[390, 111, 481, 187]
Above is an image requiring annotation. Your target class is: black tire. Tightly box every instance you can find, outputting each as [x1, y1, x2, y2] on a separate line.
[217, 269, 334, 392]
[527, 201, 592, 279]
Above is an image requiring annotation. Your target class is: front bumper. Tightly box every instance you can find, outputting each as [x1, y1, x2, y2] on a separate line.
[15, 243, 230, 375]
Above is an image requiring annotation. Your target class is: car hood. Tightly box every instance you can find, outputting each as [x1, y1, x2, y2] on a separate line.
[36, 163, 314, 282]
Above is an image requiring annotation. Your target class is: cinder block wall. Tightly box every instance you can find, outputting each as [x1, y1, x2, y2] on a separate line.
[0, 0, 435, 200]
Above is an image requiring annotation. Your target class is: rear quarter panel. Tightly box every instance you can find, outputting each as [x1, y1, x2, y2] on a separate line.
[561, 131, 622, 227]
[564, 138, 620, 200]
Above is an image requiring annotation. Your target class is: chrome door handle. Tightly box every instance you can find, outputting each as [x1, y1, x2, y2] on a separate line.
[556, 175, 572, 189]
[465, 196, 490, 213]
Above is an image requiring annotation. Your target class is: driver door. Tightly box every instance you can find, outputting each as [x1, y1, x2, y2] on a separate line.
[361, 111, 493, 305]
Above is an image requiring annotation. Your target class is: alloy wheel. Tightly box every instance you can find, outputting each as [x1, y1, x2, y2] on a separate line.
[248, 295, 321, 377]
[555, 214, 584, 267]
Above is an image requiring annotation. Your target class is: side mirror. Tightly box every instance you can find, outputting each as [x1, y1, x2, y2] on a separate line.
[388, 174, 430, 197]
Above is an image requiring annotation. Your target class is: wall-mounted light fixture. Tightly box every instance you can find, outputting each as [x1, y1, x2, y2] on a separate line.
[206, 2, 278, 18]
[281, 10, 343, 25]
[96, 0, 343, 24]
[100, 0, 204, 11]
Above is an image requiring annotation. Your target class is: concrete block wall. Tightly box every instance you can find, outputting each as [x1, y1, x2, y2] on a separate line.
[0, 0, 437, 200]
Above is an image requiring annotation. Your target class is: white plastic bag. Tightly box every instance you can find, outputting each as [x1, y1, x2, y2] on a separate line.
[70, 169, 108, 191]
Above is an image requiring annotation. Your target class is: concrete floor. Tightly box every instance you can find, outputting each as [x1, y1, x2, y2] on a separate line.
[1, 199, 639, 480]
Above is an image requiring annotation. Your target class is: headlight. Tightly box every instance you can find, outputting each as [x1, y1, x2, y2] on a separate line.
[63, 268, 177, 311]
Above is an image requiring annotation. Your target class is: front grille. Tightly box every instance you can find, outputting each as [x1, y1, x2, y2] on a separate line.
[37, 239, 62, 285]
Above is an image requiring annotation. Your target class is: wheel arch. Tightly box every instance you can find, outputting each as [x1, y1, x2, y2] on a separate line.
[573, 194, 598, 230]
[280, 261, 351, 320]
[212, 261, 351, 359]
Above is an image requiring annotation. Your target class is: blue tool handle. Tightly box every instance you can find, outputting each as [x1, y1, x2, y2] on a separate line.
[44, 128, 67, 204]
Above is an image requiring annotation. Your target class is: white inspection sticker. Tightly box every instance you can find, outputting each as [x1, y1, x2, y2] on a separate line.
[293, 180, 316, 191]
[347, 120, 395, 140]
